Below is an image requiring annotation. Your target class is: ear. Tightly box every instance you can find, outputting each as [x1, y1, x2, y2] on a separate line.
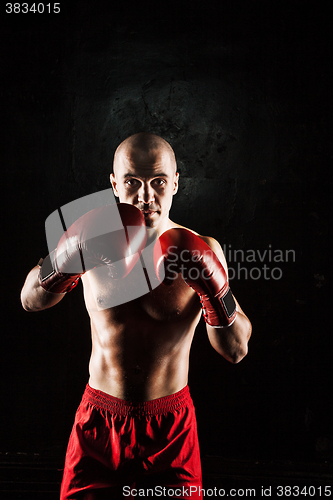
[110, 173, 119, 197]
[173, 172, 179, 195]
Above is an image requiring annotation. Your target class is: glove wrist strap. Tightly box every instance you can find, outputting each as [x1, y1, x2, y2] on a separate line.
[38, 251, 80, 294]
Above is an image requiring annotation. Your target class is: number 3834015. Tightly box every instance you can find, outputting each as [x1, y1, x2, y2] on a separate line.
[6, 3, 60, 13]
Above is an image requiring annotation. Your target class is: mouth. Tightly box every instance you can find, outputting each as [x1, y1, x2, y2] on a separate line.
[142, 210, 156, 217]
[139, 206, 158, 217]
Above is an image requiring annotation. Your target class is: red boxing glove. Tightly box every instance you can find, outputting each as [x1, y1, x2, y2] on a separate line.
[154, 228, 237, 327]
[39, 203, 147, 293]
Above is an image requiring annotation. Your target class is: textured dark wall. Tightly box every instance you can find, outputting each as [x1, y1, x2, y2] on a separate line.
[1, 0, 331, 468]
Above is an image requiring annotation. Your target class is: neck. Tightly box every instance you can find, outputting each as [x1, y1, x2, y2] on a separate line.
[145, 218, 173, 247]
[154, 217, 175, 237]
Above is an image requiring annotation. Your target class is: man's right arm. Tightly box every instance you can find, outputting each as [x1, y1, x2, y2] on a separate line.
[21, 203, 148, 312]
[21, 265, 66, 312]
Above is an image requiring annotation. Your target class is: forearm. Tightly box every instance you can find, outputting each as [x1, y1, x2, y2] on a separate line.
[21, 266, 65, 312]
[207, 310, 252, 363]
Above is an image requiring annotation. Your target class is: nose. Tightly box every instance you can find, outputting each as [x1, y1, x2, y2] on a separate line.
[138, 182, 154, 204]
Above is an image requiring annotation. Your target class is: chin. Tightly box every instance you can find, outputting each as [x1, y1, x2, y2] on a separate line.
[144, 219, 156, 228]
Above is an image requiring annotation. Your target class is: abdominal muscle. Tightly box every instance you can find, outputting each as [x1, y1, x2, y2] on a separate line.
[82, 271, 202, 402]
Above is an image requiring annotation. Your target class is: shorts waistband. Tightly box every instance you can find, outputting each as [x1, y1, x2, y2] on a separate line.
[82, 384, 192, 416]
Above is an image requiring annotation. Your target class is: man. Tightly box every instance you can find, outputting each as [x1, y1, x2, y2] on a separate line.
[21, 133, 252, 499]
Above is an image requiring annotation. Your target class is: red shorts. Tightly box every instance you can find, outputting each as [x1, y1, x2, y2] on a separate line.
[60, 384, 202, 499]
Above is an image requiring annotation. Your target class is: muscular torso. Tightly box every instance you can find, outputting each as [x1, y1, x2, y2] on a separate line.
[81, 256, 202, 402]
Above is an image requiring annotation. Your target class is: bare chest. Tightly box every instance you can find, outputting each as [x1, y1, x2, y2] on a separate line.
[82, 263, 200, 323]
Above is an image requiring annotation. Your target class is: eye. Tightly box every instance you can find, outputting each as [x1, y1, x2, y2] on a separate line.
[153, 178, 166, 187]
[125, 178, 139, 187]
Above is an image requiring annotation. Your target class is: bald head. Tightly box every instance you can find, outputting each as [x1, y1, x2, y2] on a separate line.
[113, 133, 177, 175]
[110, 133, 179, 230]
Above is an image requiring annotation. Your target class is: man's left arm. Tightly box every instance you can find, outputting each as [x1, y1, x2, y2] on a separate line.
[201, 236, 252, 364]
[155, 229, 252, 363]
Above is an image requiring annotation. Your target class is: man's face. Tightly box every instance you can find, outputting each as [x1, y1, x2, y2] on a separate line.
[110, 149, 179, 229]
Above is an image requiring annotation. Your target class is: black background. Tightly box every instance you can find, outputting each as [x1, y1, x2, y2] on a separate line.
[1, 0, 332, 493]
